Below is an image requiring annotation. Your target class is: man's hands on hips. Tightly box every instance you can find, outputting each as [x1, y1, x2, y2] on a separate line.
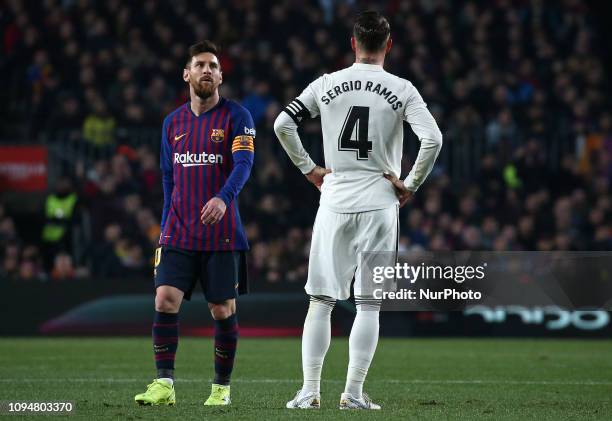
[384, 173, 413, 208]
[201, 197, 227, 225]
[305, 166, 331, 191]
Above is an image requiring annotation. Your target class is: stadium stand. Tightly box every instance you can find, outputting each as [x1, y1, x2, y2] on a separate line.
[1, 0, 611, 286]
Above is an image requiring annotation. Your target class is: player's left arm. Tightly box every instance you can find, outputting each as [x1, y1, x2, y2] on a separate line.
[401, 82, 443, 193]
[385, 83, 443, 207]
[201, 107, 255, 225]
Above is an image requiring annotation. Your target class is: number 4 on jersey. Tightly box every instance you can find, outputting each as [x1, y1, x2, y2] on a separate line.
[338, 106, 372, 160]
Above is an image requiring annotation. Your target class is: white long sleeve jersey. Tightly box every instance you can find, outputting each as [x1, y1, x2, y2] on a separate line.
[274, 62, 443, 213]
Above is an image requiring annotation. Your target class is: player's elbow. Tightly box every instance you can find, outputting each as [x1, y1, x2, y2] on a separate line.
[273, 112, 294, 138]
[236, 157, 254, 175]
[433, 128, 443, 146]
[162, 171, 173, 183]
[424, 129, 443, 148]
[273, 114, 285, 137]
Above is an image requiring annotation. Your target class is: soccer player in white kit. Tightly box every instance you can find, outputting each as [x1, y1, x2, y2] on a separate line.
[274, 11, 443, 410]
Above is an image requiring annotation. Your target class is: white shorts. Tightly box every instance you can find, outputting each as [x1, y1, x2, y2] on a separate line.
[306, 204, 399, 300]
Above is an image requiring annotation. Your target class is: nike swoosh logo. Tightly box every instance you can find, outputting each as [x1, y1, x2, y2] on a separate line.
[174, 133, 187, 141]
[215, 348, 228, 358]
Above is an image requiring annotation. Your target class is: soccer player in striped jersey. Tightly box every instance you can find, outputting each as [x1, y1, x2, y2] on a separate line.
[135, 41, 255, 407]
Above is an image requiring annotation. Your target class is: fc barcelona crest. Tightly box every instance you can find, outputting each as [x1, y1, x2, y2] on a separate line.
[211, 128, 225, 143]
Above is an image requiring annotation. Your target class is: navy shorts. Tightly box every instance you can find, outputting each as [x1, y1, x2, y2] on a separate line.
[154, 246, 248, 302]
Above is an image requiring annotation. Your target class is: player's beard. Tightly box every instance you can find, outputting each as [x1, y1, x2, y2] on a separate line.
[192, 79, 217, 99]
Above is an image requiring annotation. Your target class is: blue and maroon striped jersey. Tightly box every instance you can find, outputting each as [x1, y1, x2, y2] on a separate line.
[159, 98, 255, 251]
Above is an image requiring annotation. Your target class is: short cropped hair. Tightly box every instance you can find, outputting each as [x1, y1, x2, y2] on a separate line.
[353, 11, 391, 52]
[186, 40, 219, 68]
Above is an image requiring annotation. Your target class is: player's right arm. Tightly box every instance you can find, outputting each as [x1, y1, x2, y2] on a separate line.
[160, 117, 174, 232]
[274, 77, 330, 189]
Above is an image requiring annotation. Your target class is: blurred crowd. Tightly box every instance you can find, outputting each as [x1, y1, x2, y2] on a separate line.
[1, 0, 611, 285]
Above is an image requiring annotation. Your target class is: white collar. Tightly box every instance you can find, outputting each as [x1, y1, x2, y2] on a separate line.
[352, 62, 384, 71]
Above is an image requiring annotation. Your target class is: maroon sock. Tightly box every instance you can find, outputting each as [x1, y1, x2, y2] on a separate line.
[213, 314, 238, 385]
[153, 311, 178, 379]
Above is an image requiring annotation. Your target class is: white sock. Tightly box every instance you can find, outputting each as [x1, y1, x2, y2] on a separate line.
[301, 296, 335, 394]
[344, 301, 380, 398]
[158, 377, 173, 386]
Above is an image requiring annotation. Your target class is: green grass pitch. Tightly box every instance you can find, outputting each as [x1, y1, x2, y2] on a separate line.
[1, 337, 611, 420]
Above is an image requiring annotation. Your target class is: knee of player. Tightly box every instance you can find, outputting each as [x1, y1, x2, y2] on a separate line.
[155, 293, 181, 313]
[209, 303, 234, 320]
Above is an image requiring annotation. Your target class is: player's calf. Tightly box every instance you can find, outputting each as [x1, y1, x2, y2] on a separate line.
[204, 300, 238, 406]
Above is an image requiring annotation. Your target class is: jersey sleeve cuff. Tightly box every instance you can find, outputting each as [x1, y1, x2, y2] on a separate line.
[216, 192, 232, 207]
[299, 160, 317, 175]
[404, 179, 419, 193]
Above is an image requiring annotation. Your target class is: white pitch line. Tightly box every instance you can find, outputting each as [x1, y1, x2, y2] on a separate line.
[0, 378, 611, 386]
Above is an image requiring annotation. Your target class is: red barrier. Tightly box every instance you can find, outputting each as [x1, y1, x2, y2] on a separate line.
[0, 146, 48, 192]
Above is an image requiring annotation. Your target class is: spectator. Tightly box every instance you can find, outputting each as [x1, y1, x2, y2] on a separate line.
[41, 177, 79, 269]
[44, 93, 84, 141]
[51, 252, 76, 280]
[83, 96, 115, 146]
